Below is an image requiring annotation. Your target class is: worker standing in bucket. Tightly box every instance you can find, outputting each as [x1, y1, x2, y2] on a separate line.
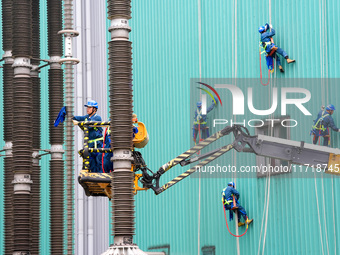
[311, 104, 340, 147]
[259, 23, 295, 73]
[222, 182, 253, 227]
[73, 100, 103, 172]
[193, 97, 218, 144]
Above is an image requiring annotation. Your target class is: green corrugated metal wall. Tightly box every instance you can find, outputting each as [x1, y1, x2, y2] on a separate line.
[0, 0, 339, 254]
[130, 0, 340, 254]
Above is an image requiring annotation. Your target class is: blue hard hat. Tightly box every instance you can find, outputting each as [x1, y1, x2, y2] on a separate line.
[326, 104, 336, 111]
[228, 181, 235, 187]
[258, 26, 266, 33]
[84, 100, 98, 109]
[197, 101, 202, 107]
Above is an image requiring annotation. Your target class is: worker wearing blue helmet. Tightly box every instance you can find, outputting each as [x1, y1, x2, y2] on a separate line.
[222, 182, 253, 227]
[311, 104, 340, 147]
[73, 100, 104, 172]
[259, 23, 295, 73]
[193, 98, 218, 144]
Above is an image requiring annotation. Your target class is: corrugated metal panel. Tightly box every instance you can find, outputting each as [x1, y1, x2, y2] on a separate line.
[38, 2, 51, 253]
[0, 0, 339, 254]
[129, 0, 340, 255]
[131, 0, 200, 254]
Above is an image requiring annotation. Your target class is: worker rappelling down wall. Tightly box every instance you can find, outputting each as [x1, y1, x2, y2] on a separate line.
[258, 23, 295, 85]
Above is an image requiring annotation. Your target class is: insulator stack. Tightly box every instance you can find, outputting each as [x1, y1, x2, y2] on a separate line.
[12, 0, 32, 57]
[31, 0, 41, 253]
[47, 0, 65, 254]
[63, 1, 77, 253]
[48, 68, 64, 144]
[2, 64, 13, 142]
[106, 0, 147, 253]
[109, 41, 133, 150]
[2, 0, 14, 253]
[108, 0, 131, 19]
[11, 5, 33, 253]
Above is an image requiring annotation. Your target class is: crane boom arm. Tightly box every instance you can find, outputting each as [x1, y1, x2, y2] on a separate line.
[142, 125, 340, 195]
[246, 134, 340, 168]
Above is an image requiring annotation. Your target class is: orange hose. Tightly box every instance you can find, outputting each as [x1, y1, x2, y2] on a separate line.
[222, 203, 248, 237]
[259, 50, 271, 86]
[102, 128, 107, 173]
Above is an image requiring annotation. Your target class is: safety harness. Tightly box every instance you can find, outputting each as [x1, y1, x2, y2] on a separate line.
[222, 189, 250, 237]
[89, 137, 104, 148]
[194, 109, 207, 125]
[260, 39, 277, 57]
[86, 114, 104, 148]
[221, 190, 233, 205]
[312, 111, 329, 133]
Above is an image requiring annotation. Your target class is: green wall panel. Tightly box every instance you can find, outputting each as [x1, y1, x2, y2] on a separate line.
[130, 0, 340, 254]
[0, 0, 339, 254]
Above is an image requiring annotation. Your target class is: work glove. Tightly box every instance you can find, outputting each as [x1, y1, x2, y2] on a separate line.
[338, 129, 340, 132]
[133, 126, 139, 138]
[269, 24, 273, 29]
[213, 96, 219, 104]
[265, 23, 270, 31]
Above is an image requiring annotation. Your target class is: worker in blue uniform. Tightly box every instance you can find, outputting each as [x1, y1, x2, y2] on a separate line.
[311, 104, 340, 147]
[96, 114, 139, 173]
[222, 182, 253, 227]
[97, 128, 113, 173]
[193, 98, 218, 144]
[259, 23, 295, 73]
[73, 100, 103, 172]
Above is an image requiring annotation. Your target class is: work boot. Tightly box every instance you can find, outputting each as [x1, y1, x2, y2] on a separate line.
[279, 65, 284, 73]
[245, 218, 253, 225]
[238, 222, 245, 227]
[286, 58, 295, 64]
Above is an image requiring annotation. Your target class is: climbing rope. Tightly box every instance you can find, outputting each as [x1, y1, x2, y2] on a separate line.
[101, 127, 108, 173]
[222, 203, 248, 238]
[197, 0, 202, 253]
[321, 177, 330, 255]
[316, 1, 332, 252]
[261, 171, 271, 255]
[331, 176, 337, 254]
[257, 174, 269, 255]
[314, 172, 325, 255]
[260, 4, 275, 251]
[232, 0, 241, 251]
[259, 50, 271, 86]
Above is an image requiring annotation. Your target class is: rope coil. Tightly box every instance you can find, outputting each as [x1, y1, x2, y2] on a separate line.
[222, 203, 248, 237]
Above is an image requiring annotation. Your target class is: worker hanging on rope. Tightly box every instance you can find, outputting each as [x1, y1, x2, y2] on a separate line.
[193, 97, 218, 144]
[222, 182, 253, 227]
[73, 100, 104, 172]
[311, 104, 340, 147]
[259, 23, 295, 73]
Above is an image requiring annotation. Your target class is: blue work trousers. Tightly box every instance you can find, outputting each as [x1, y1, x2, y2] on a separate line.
[225, 203, 248, 221]
[273, 47, 288, 67]
[88, 140, 103, 172]
[193, 124, 210, 142]
[313, 135, 330, 147]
